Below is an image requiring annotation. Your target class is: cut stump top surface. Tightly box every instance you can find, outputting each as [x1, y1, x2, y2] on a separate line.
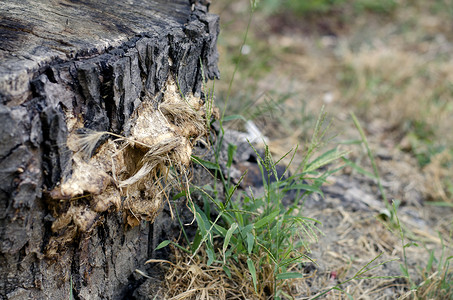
[0, 0, 194, 103]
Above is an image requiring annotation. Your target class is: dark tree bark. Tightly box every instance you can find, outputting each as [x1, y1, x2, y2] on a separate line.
[0, 1, 219, 299]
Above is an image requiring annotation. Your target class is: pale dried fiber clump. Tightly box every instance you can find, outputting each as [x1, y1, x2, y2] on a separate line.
[45, 78, 210, 258]
[92, 186, 122, 213]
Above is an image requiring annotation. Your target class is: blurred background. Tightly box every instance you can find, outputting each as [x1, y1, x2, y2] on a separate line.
[159, 2, 453, 297]
[210, 0, 453, 204]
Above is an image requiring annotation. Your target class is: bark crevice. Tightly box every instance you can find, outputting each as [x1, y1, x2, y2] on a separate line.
[0, 1, 219, 299]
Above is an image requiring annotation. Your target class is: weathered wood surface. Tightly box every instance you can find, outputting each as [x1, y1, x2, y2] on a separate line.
[1, 0, 219, 104]
[0, 0, 219, 299]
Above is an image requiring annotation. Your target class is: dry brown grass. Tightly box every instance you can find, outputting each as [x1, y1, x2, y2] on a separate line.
[212, 0, 453, 203]
[151, 1, 453, 298]
[152, 246, 261, 300]
[197, 0, 453, 298]
[154, 200, 452, 299]
[153, 245, 322, 300]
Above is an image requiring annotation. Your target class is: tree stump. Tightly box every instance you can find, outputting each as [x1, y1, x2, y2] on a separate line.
[0, 1, 219, 299]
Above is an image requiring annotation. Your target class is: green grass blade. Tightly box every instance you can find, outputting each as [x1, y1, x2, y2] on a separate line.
[305, 148, 349, 173]
[223, 114, 247, 122]
[246, 232, 255, 255]
[350, 112, 388, 206]
[285, 183, 323, 195]
[247, 257, 258, 292]
[191, 155, 220, 171]
[212, 222, 227, 236]
[254, 209, 279, 229]
[276, 272, 304, 280]
[223, 223, 238, 259]
[256, 241, 277, 264]
[206, 246, 215, 266]
[227, 143, 237, 168]
[426, 201, 453, 207]
[155, 240, 171, 250]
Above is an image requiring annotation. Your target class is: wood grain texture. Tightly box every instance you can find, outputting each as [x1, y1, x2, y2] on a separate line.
[0, 0, 198, 104]
[0, 1, 219, 299]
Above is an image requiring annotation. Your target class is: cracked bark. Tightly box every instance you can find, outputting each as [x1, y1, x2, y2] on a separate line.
[0, 1, 219, 299]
